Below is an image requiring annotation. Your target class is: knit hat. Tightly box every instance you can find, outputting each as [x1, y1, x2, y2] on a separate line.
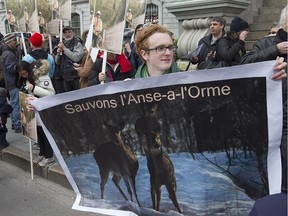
[30, 32, 43, 47]
[3, 33, 16, 44]
[0, 87, 7, 98]
[230, 17, 249, 32]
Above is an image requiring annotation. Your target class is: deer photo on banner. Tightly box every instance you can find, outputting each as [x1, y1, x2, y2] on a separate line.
[30, 61, 283, 216]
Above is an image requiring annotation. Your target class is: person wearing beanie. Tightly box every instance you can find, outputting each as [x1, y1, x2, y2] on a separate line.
[22, 32, 55, 80]
[212, 16, 249, 67]
[30, 32, 43, 47]
[3, 33, 16, 44]
[0, 87, 13, 149]
[15, 60, 55, 167]
[230, 16, 249, 33]
[1, 33, 22, 133]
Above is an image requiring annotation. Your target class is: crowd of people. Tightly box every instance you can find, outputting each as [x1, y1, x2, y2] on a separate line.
[0, 5, 287, 213]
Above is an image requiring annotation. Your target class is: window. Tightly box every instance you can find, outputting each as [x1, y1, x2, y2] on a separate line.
[145, 3, 158, 24]
[71, 13, 80, 38]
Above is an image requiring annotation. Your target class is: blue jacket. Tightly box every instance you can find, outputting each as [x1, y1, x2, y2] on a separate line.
[22, 49, 55, 78]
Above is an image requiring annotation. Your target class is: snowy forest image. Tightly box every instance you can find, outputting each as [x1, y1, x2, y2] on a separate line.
[39, 77, 270, 216]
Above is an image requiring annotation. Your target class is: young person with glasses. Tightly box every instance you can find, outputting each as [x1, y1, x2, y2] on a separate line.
[135, 24, 180, 78]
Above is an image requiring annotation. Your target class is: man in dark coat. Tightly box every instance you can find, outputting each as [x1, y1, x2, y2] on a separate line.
[190, 17, 226, 69]
[1, 33, 22, 133]
[55, 26, 84, 92]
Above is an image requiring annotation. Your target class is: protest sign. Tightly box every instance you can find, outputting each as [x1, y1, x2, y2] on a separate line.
[19, 92, 37, 142]
[32, 61, 283, 216]
[5, 0, 37, 33]
[89, 0, 128, 53]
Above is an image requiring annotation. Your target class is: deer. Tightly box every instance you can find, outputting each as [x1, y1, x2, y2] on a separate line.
[135, 114, 181, 213]
[93, 121, 140, 206]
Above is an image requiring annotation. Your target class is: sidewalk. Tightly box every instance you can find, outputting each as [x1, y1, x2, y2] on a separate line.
[1, 117, 71, 189]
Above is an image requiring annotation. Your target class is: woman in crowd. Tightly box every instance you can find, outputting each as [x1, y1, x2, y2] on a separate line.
[216, 16, 249, 67]
[16, 60, 55, 167]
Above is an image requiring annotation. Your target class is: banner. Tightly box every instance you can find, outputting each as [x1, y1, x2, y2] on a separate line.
[89, 0, 128, 53]
[32, 61, 283, 216]
[126, 0, 146, 29]
[5, 0, 37, 33]
[19, 92, 37, 142]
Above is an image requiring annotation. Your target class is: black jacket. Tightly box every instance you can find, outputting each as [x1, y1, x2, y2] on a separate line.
[216, 33, 246, 66]
[241, 28, 287, 64]
[0, 44, 19, 90]
[196, 34, 222, 69]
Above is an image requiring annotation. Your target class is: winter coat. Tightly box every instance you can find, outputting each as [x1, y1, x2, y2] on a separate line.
[22, 48, 55, 78]
[77, 54, 94, 88]
[195, 33, 224, 69]
[55, 37, 84, 81]
[1, 43, 19, 90]
[25, 59, 55, 97]
[216, 33, 246, 66]
[241, 28, 287, 64]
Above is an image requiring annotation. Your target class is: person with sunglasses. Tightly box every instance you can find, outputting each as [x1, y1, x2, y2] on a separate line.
[135, 24, 180, 78]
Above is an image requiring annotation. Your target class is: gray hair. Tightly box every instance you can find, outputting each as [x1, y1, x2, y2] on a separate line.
[278, 5, 288, 28]
[210, 16, 226, 27]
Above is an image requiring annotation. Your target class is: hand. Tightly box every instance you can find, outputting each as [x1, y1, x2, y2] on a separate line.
[276, 42, 288, 55]
[271, 56, 287, 80]
[57, 41, 66, 52]
[206, 51, 216, 60]
[124, 43, 131, 55]
[74, 66, 82, 73]
[239, 30, 249, 41]
[98, 72, 106, 82]
[73, 63, 80, 67]
[28, 83, 34, 91]
[25, 96, 37, 112]
[191, 56, 199, 63]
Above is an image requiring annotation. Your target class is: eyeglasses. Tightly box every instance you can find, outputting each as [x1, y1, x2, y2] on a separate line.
[145, 45, 177, 54]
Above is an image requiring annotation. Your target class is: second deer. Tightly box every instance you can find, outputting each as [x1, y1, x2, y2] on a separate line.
[93, 121, 140, 206]
[135, 115, 181, 213]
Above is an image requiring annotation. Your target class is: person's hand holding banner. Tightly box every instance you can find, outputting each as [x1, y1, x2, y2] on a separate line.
[272, 57, 287, 80]
[25, 96, 37, 112]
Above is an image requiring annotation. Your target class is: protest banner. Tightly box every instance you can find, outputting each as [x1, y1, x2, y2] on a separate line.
[89, 0, 129, 53]
[31, 61, 283, 216]
[19, 92, 37, 142]
[5, 0, 38, 33]
[126, 0, 146, 29]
